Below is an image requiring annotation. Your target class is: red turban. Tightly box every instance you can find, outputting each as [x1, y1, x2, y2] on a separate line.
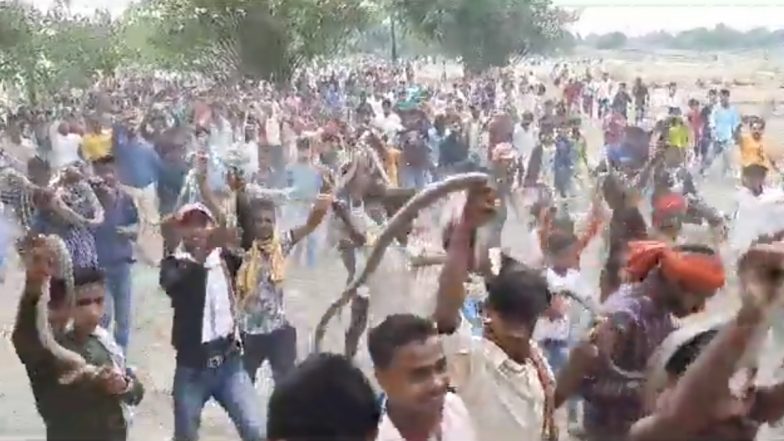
[625, 241, 725, 295]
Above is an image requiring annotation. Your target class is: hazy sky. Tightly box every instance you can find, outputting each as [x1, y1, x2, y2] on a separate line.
[27, 0, 784, 37]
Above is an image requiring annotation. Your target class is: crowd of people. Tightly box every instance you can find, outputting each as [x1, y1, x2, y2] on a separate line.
[4, 57, 784, 441]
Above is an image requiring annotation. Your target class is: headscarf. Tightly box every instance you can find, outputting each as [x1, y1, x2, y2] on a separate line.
[625, 240, 725, 294]
[235, 235, 286, 301]
[652, 193, 687, 228]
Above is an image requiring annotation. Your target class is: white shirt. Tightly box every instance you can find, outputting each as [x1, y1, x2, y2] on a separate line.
[374, 112, 404, 138]
[729, 186, 784, 256]
[533, 268, 589, 342]
[664, 91, 685, 111]
[240, 141, 260, 178]
[51, 132, 83, 169]
[445, 335, 549, 441]
[265, 113, 282, 146]
[513, 125, 538, 160]
[209, 118, 234, 157]
[597, 79, 615, 101]
[174, 247, 235, 343]
[377, 392, 478, 441]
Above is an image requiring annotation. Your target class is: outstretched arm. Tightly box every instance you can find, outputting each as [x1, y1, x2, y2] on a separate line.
[290, 194, 332, 246]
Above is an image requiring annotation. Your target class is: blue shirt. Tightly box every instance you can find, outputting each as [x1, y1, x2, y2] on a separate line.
[286, 163, 322, 201]
[710, 105, 741, 143]
[113, 125, 162, 189]
[157, 159, 188, 216]
[554, 137, 577, 169]
[92, 190, 138, 267]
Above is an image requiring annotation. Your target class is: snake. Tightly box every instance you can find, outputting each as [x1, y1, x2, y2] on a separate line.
[313, 172, 490, 352]
[35, 235, 100, 384]
[0, 167, 104, 230]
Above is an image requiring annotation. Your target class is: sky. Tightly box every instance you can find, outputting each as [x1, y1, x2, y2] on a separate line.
[25, 0, 784, 37]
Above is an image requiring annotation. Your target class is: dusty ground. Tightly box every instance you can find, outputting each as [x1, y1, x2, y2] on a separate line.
[4, 55, 784, 440]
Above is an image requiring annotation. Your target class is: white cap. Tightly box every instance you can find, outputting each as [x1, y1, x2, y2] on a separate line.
[175, 202, 215, 224]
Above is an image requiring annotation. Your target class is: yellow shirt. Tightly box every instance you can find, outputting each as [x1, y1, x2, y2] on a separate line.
[81, 131, 112, 161]
[739, 133, 769, 168]
[667, 124, 690, 149]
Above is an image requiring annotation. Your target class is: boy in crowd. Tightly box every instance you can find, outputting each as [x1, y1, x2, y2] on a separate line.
[14, 239, 144, 441]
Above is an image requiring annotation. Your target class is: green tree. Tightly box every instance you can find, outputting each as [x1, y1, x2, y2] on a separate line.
[0, 1, 126, 104]
[398, 0, 574, 72]
[134, 0, 375, 83]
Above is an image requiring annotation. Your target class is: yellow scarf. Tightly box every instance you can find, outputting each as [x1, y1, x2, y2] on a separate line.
[236, 235, 286, 301]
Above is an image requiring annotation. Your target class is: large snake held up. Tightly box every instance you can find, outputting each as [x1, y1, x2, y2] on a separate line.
[36, 235, 100, 384]
[312, 172, 490, 352]
[0, 167, 104, 229]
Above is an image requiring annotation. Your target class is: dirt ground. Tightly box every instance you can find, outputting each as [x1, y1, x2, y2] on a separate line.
[4, 54, 784, 440]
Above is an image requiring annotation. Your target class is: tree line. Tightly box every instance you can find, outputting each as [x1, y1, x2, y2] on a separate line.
[583, 24, 784, 51]
[0, 0, 575, 104]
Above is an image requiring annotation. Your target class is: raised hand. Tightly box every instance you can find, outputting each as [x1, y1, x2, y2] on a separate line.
[21, 234, 55, 288]
[462, 182, 498, 229]
[738, 241, 784, 315]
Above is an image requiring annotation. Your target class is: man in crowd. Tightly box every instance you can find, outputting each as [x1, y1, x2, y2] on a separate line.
[433, 184, 558, 441]
[369, 314, 477, 441]
[159, 203, 264, 441]
[630, 242, 784, 441]
[81, 118, 112, 162]
[113, 113, 162, 263]
[704, 88, 741, 176]
[632, 77, 649, 125]
[91, 155, 139, 355]
[555, 241, 724, 441]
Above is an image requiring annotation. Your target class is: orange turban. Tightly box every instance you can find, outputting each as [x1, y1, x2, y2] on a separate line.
[625, 240, 725, 295]
[652, 193, 687, 228]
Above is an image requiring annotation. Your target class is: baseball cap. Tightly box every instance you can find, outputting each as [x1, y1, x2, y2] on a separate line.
[175, 202, 215, 225]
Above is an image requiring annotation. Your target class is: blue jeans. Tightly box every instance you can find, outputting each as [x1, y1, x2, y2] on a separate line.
[702, 139, 732, 175]
[173, 354, 265, 441]
[100, 262, 132, 354]
[401, 166, 430, 190]
[540, 339, 579, 420]
[540, 339, 569, 374]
